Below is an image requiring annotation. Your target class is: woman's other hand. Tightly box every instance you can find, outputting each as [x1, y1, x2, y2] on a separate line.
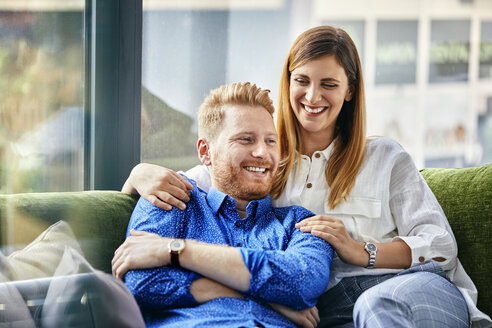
[121, 163, 193, 210]
[296, 215, 366, 267]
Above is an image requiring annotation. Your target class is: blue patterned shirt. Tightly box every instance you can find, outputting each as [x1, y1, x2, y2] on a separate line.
[125, 178, 333, 328]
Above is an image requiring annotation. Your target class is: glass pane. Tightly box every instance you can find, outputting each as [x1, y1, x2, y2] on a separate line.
[375, 20, 417, 85]
[141, 2, 292, 170]
[480, 21, 492, 79]
[429, 20, 470, 83]
[0, 5, 85, 194]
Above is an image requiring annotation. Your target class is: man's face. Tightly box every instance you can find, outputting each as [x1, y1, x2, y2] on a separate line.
[205, 104, 279, 201]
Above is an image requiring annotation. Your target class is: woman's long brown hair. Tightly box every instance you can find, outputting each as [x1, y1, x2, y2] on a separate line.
[271, 25, 366, 209]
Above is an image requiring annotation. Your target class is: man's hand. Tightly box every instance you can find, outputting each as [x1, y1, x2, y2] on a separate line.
[270, 303, 320, 328]
[112, 230, 170, 279]
[121, 163, 193, 211]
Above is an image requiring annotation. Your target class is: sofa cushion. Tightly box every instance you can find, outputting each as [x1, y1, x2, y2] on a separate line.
[4, 220, 83, 281]
[420, 164, 491, 315]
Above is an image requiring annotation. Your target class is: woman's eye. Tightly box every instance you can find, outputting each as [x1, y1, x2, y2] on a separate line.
[294, 78, 308, 84]
[322, 83, 337, 88]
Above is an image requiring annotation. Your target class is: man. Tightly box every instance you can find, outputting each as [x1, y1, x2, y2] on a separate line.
[111, 82, 333, 328]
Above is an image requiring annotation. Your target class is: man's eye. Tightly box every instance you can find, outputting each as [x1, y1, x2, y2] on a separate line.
[240, 137, 252, 142]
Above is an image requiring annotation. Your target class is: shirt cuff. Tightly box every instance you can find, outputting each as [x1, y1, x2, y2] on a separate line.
[238, 247, 268, 295]
[393, 235, 432, 266]
[176, 271, 203, 307]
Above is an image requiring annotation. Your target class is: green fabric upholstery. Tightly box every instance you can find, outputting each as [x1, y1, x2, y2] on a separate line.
[0, 191, 137, 273]
[420, 164, 491, 316]
[0, 164, 490, 316]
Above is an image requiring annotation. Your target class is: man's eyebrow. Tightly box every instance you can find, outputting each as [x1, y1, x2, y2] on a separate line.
[229, 131, 277, 138]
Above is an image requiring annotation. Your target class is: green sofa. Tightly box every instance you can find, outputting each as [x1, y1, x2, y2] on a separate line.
[0, 164, 491, 317]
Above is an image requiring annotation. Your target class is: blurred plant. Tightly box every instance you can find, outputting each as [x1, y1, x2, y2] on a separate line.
[0, 11, 84, 193]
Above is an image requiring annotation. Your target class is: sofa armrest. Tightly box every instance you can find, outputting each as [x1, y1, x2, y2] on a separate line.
[421, 164, 492, 316]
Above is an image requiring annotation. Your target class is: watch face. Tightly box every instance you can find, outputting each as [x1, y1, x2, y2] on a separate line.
[170, 239, 185, 252]
[366, 243, 377, 252]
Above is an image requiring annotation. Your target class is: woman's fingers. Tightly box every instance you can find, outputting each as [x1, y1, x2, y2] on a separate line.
[295, 215, 338, 227]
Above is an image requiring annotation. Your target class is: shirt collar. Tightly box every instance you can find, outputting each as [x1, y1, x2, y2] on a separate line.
[299, 138, 336, 161]
[318, 139, 336, 159]
[207, 187, 272, 219]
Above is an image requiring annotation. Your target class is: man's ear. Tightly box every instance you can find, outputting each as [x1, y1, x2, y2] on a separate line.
[345, 85, 355, 102]
[197, 139, 212, 166]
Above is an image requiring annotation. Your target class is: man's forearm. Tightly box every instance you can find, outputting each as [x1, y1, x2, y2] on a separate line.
[180, 240, 251, 293]
[190, 277, 243, 303]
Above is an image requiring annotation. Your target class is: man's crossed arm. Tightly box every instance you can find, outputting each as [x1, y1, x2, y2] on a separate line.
[112, 230, 322, 327]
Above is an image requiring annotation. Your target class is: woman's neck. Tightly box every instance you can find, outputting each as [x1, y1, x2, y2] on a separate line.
[300, 129, 335, 157]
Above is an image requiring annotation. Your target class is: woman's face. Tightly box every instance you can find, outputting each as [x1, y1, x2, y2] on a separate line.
[289, 54, 353, 146]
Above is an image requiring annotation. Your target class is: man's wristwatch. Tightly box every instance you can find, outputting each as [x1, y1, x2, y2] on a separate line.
[364, 242, 377, 269]
[168, 239, 185, 267]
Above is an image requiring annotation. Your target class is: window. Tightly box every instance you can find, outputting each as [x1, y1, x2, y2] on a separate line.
[140, 1, 294, 170]
[429, 20, 470, 83]
[375, 20, 418, 85]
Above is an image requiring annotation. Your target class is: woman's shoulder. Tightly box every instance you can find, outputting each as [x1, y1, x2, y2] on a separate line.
[363, 137, 416, 170]
[365, 136, 407, 157]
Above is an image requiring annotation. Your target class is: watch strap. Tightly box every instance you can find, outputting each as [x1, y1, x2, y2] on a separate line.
[170, 251, 180, 267]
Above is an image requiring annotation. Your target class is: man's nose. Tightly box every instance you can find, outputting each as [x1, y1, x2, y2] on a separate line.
[252, 141, 268, 158]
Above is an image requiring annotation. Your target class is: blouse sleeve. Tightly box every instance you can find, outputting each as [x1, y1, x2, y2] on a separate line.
[181, 165, 211, 192]
[389, 150, 458, 271]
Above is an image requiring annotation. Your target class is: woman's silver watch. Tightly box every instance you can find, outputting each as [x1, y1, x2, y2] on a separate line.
[364, 242, 378, 269]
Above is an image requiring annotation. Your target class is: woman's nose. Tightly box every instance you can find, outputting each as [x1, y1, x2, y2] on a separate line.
[305, 84, 321, 103]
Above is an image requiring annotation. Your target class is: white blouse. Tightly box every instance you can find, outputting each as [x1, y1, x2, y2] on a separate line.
[185, 137, 491, 326]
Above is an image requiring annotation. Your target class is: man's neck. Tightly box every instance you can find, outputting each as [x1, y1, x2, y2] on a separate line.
[234, 198, 249, 219]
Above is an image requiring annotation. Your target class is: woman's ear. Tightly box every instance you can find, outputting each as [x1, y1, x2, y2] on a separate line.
[197, 139, 211, 166]
[345, 85, 355, 102]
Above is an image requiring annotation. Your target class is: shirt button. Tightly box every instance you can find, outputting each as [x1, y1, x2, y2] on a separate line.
[314, 153, 321, 158]
[419, 256, 425, 263]
[306, 183, 312, 188]
[235, 221, 241, 228]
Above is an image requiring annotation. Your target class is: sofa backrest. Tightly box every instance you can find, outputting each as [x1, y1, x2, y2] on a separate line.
[0, 191, 137, 273]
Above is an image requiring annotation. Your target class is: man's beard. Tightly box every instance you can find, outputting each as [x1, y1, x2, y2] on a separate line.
[211, 157, 274, 201]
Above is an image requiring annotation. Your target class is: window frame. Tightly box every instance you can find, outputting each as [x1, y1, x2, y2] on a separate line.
[84, 0, 143, 190]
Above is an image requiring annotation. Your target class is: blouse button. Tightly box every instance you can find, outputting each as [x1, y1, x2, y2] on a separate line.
[418, 256, 425, 263]
[306, 183, 312, 188]
[235, 222, 241, 228]
[314, 153, 321, 158]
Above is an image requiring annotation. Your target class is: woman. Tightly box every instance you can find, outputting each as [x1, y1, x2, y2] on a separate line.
[123, 26, 490, 327]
